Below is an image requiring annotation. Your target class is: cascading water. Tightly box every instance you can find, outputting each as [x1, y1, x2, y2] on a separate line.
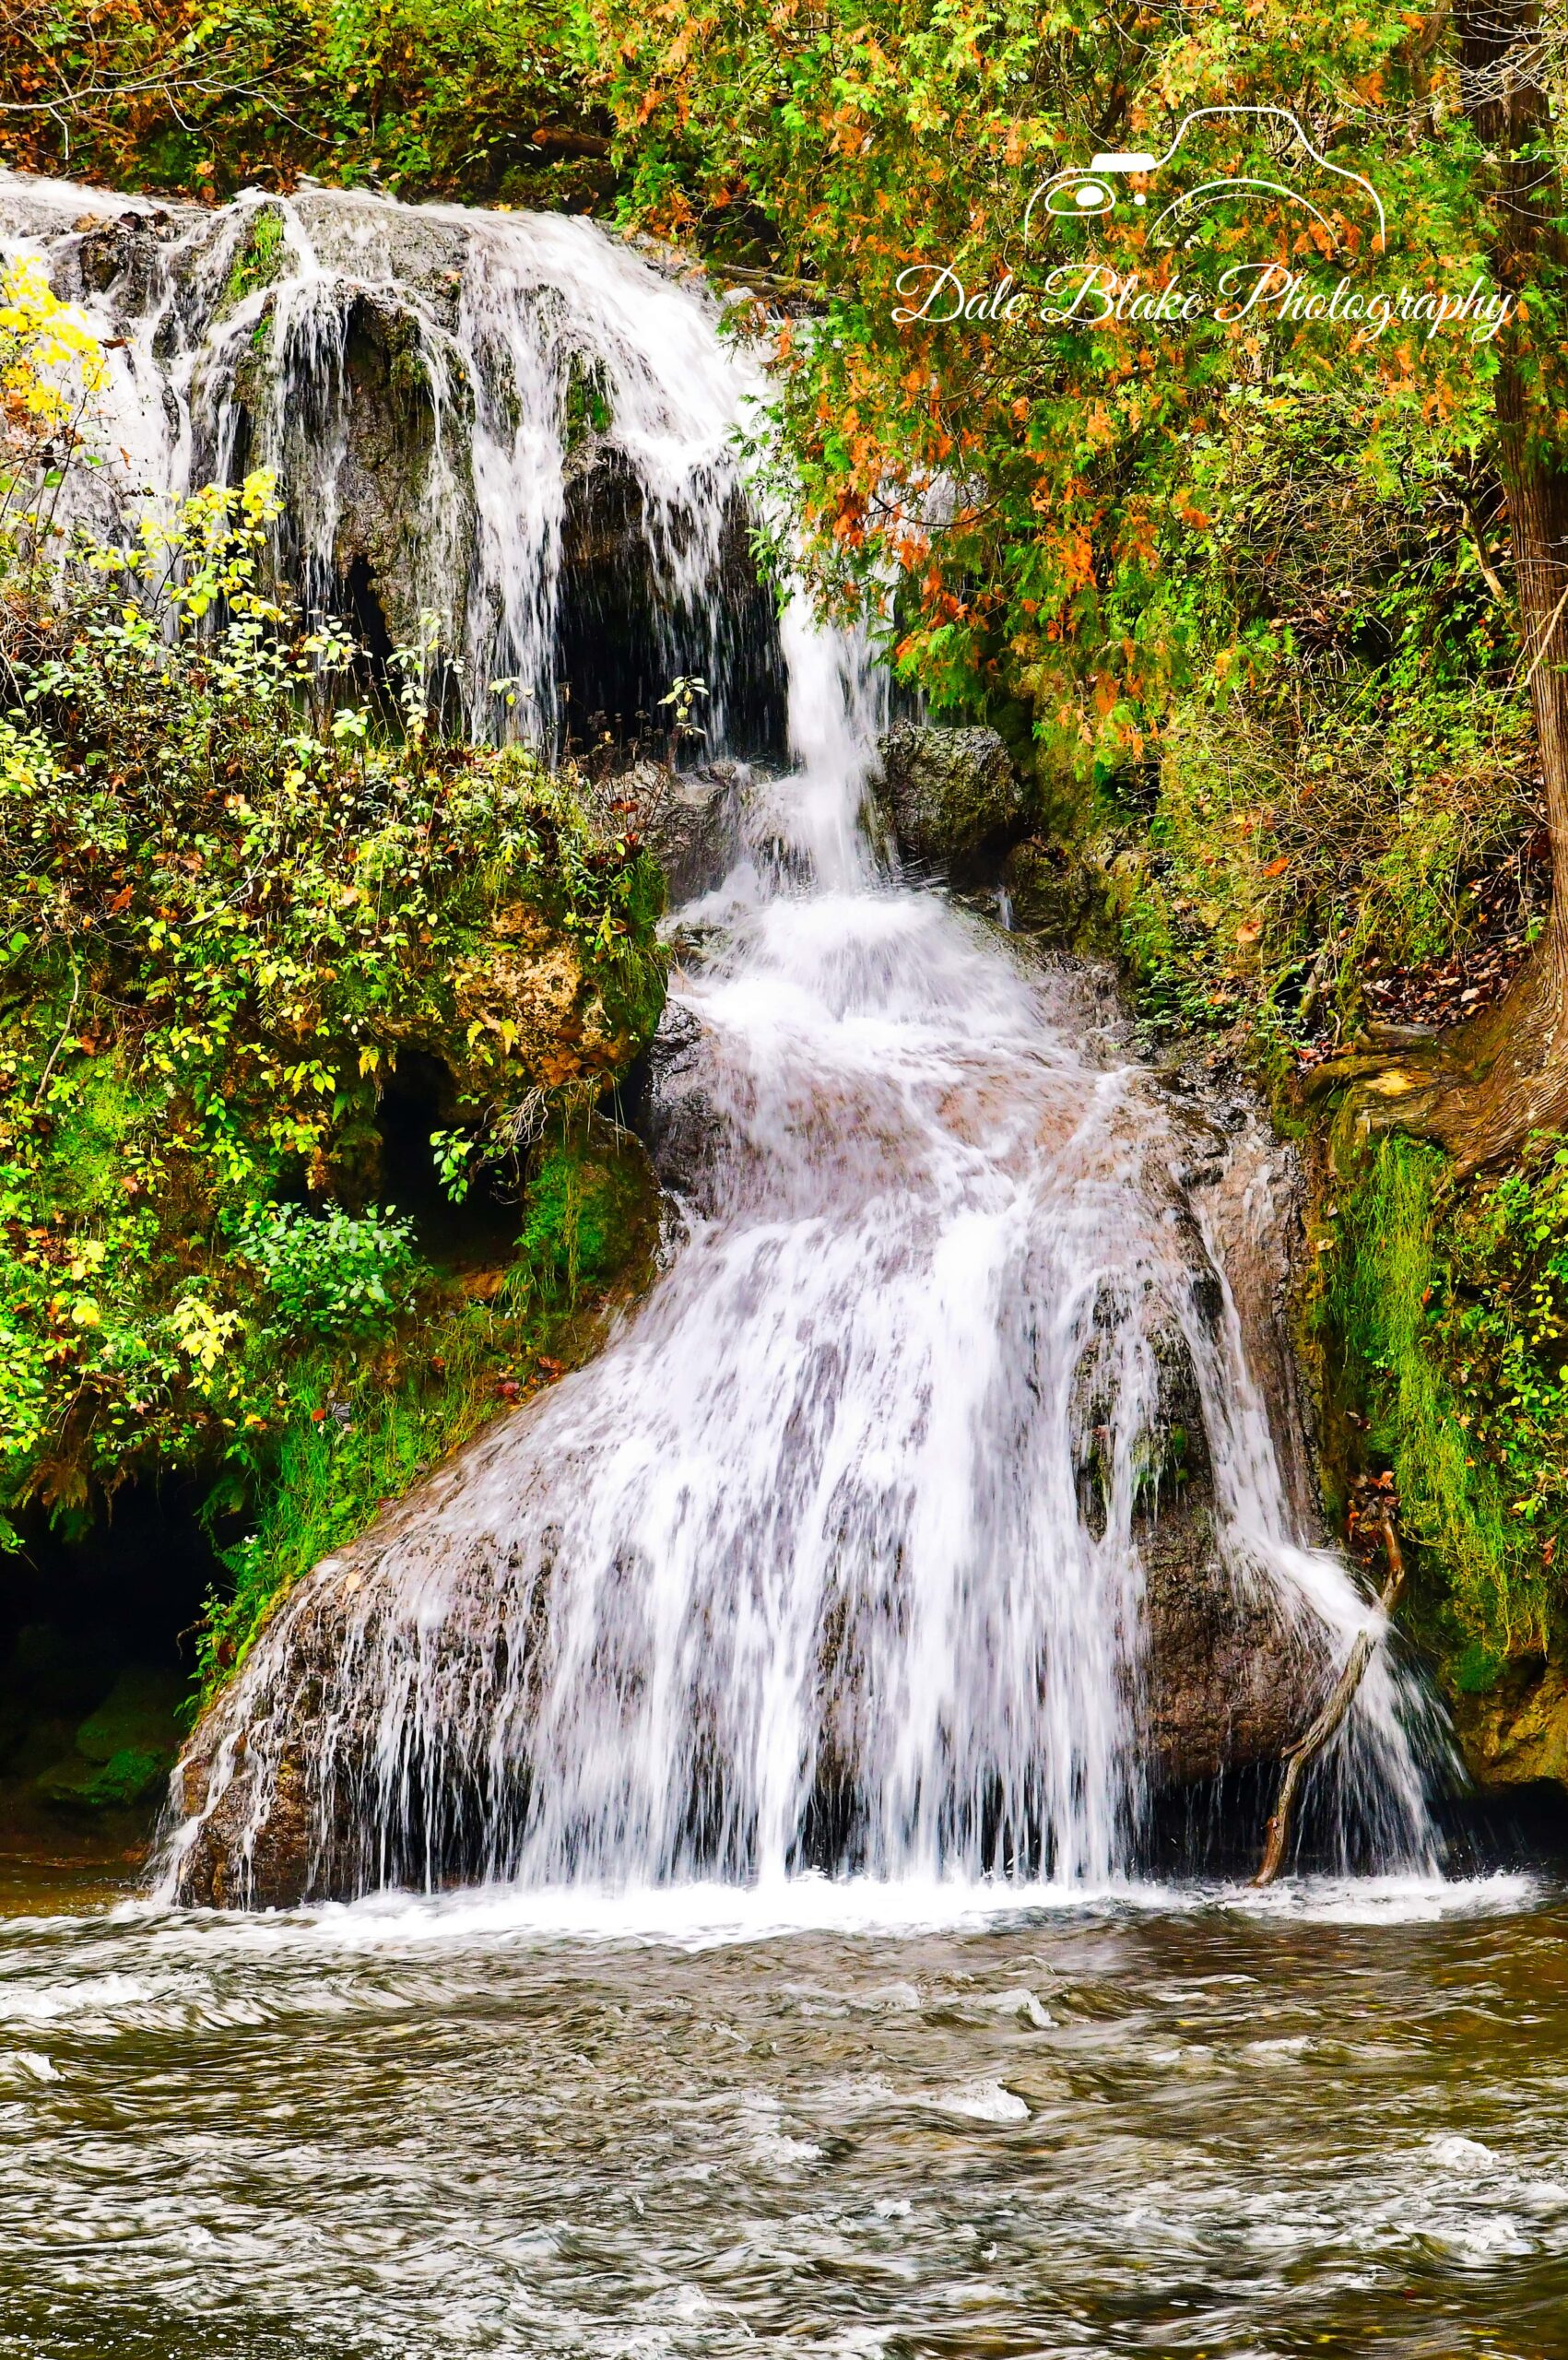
[159, 643, 1442, 1896]
[0, 171, 776, 752]
[0, 168, 1444, 1902]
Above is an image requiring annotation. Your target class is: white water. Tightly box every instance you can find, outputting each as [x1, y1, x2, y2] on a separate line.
[0, 172, 761, 749]
[162, 771, 1440, 1895]
[0, 170, 1442, 1902]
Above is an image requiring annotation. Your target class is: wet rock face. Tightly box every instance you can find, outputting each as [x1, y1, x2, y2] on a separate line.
[177, 1734, 316, 1911]
[325, 293, 475, 653]
[600, 761, 742, 906]
[1140, 1503, 1330, 1786]
[1450, 1659, 1568, 1791]
[5, 175, 792, 755]
[873, 724, 1028, 876]
[170, 1493, 1333, 1907]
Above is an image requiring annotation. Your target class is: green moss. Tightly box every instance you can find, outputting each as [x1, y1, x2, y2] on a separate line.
[75, 1666, 184, 1763]
[563, 354, 614, 453]
[519, 1127, 657, 1305]
[202, 1313, 509, 1693]
[220, 205, 286, 313]
[33, 1667, 183, 1811]
[43, 1059, 150, 1221]
[197, 1127, 661, 1695]
[36, 1746, 169, 1810]
[1324, 1136, 1560, 1691]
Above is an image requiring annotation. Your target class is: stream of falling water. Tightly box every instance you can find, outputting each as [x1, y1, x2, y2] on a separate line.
[0, 169, 1444, 1905]
[159, 614, 1441, 1900]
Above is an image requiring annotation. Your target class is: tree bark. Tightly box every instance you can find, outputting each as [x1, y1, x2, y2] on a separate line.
[1335, 4, 1568, 1171]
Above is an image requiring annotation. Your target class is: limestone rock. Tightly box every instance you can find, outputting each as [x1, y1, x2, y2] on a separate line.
[599, 761, 742, 906]
[874, 723, 1027, 874]
[1142, 1510, 1330, 1785]
[1450, 1658, 1568, 1790]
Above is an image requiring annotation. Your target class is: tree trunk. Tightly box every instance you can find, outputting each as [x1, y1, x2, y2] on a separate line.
[1338, 4, 1568, 1171]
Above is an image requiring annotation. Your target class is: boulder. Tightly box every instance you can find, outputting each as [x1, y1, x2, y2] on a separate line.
[873, 723, 1027, 875]
[600, 761, 743, 906]
[35, 1665, 184, 1815]
[1142, 1505, 1331, 1785]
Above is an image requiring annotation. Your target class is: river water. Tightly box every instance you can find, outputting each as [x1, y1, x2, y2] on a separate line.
[0, 1869, 1564, 2358]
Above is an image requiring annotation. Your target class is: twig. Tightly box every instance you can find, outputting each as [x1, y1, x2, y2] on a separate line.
[1503, 574, 1568, 698]
[31, 958, 81, 1108]
[1254, 1507, 1406, 1886]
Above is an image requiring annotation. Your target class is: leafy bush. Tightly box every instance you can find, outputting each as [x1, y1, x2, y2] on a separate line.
[0, 465, 664, 1540]
[238, 1204, 420, 1341]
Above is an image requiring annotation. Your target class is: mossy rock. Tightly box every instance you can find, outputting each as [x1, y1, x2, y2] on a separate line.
[1003, 835, 1118, 951]
[219, 203, 289, 314]
[74, 1666, 186, 1764]
[874, 723, 1027, 877]
[34, 1666, 183, 1813]
[521, 1122, 662, 1303]
[36, 1745, 171, 1812]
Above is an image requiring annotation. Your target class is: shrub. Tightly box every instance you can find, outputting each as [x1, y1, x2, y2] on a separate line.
[237, 1204, 421, 1341]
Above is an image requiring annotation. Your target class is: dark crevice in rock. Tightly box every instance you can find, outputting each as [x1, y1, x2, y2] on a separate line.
[0, 1486, 220, 1855]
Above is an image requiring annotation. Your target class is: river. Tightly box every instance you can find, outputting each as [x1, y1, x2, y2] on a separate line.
[0, 1870, 1562, 2356]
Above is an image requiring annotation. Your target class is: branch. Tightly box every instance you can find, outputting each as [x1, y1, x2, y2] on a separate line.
[1254, 1506, 1406, 1886]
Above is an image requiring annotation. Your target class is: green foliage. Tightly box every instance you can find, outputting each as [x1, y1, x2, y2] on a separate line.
[220, 203, 288, 312]
[1103, 364, 1532, 1063]
[519, 1128, 653, 1304]
[0, 467, 664, 1540]
[197, 1125, 657, 1692]
[1326, 1137, 1568, 1692]
[199, 1315, 507, 1693]
[607, 3, 1511, 778]
[2, 0, 611, 206]
[237, 1203, 419, 1341]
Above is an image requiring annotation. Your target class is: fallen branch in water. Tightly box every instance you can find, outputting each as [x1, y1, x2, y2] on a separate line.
[1254, 1501, 1406, 1887]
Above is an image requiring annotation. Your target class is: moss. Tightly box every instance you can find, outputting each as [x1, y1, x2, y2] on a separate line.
[220, 204, 287, 314]
[37, 1744, 170, 1811]
[1323, 1136, 1545, 1692]
[197, 1126, 662, 1695]
[33, 1665, 183, 1811]
[563, 354, 614, 454]
[44, 1059, 153, 1221]
[519, 1124, 658, 1304]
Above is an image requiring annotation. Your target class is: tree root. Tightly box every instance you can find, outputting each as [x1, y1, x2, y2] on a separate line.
[1307, 947, 1568, 1178]
[1254, 1508, 1407, 1887]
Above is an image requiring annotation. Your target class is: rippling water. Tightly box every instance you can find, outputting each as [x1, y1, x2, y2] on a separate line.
[1, 1872, 1565, 2356]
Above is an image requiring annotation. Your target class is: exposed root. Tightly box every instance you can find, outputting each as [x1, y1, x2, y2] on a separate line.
[1255, 1505, 1407, 1888]
[1309, 942, 1568, 1177]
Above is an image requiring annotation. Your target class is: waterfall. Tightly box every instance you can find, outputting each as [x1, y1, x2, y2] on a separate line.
[0, 170, 1442, 1899]
[0, 172, 775, 753]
